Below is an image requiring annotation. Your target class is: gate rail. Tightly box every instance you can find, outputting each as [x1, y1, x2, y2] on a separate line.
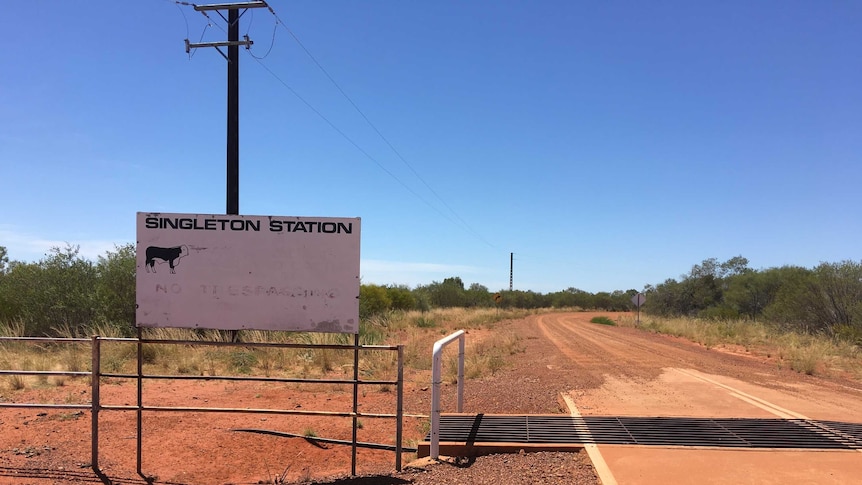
[0, 334, 406, 479]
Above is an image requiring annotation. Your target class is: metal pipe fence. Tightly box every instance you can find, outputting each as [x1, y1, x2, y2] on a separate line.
[0, 334, 408, 479]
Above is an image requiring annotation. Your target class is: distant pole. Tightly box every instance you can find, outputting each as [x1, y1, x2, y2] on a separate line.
[227, 7, 239, 215]
[509, 252, 513, 291]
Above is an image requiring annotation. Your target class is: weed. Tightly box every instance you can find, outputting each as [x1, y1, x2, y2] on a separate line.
[302, 428, 317, 438]
[0, 319, 27, 338]
[60, 346, 85, 373]
[228, 351, 258, 374]
[590, 316, 616, 326]
[54, 411, 84, 421]
[487, 353, 505, 374]
[300, 468, 313, 482]
[175, 356, 200, 375]
[7, 374, 26, 390]
[418, 419, 431, 437]
[272, 465, 291, 484]
[204, 351, 219, 376]
[260, 458, 292, 485]
[257, 349, 274, 377]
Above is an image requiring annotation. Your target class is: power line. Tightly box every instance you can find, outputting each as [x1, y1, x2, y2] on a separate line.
[261, 4, 494, 248]
[247, 55, 469, 230]
[174, 1, 190, 40]
[248, 16, 278, 59]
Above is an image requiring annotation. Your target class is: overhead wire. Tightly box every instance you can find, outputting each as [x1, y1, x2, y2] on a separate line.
[261, 3, 495, 248]
[174, 1, 190, 40]
[248, 55, 468, 230]
[169, 0, 216, 59]
[248, 17, 278, 59]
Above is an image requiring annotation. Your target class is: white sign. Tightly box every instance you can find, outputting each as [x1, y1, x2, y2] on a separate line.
[136, 212, 360, 333]
[631, 293, 646, 307]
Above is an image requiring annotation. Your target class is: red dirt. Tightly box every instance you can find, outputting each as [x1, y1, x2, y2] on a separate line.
[1, 378, 422, 484]
[3, 311, 861, 484]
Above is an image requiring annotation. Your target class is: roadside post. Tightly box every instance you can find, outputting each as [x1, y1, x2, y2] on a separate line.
[631, 293, 646, 326]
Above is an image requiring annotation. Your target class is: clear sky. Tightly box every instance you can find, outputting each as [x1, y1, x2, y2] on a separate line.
[1, 1, 860, 294]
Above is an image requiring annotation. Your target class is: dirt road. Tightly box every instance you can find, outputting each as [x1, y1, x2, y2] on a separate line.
[534, 313, 862, 484]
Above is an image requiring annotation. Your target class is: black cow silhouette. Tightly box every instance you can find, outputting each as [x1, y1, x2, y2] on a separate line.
[145, 245, 189, 274]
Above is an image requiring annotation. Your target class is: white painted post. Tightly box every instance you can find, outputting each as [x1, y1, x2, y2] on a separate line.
[430, 330, 465, 459]
[457, 335, 464, 412]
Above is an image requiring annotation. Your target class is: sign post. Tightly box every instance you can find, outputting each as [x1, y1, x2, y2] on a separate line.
[631, 293, 646, 326]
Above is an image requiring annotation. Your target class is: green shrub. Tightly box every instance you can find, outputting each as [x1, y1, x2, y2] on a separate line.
[590, 316, 615, 326]
[228, 350, 257, 374]
[698, 306, 740, 321]
[359, 284, 391, 319]
[415, 316, 436, 328]
[834, 324, 862, 346]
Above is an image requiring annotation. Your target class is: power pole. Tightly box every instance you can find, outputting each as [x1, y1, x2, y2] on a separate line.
[226, 6, 240, 215]
[185, 2, 267, 342]
[509, 252, 513, 291]
[186, 1, 268, 215]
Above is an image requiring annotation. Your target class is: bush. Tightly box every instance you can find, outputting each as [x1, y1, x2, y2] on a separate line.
[359, 284, 391, 319]
[698, 306, 740, 321]
[590, 316, 615, 326]
[386, 285, 416, 311]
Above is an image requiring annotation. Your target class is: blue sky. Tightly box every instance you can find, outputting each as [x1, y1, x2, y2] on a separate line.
[1, 1, 861, 294]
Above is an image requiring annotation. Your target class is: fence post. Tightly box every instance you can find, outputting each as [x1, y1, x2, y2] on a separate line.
[91, 336, 101, 473]
[395, 345, 404, 471]
[457, 336, 464, 413]
[136, 327, 144, 478]
[351, 333, 360, 476]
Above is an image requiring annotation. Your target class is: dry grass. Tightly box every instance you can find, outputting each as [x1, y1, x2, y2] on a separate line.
[618, 314, 861, 378]
[0, 308, 541, 393]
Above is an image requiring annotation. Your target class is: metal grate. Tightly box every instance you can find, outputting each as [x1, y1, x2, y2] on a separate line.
[430, 415, 862, 450]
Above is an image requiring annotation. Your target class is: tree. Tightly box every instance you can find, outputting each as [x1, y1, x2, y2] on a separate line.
[386, 285, 416, 311]
[724, 267, 785, 321]
[359, 284, 391, 318]
[425, 277, 467, 308]
[465, 283, 493, 307]
[719, 256, 750, 278]
[643, 278, 679, 316]
[0, 246, 8, 275]
[0, 245, 100, 335]
[96, 244, 136, 331]
[549, 287, 594, 309]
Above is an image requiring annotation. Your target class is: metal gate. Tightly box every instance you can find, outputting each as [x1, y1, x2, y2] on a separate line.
[0, 334, 408, 480]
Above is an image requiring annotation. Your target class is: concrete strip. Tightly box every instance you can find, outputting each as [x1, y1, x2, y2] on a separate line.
[561, 392, 618, 485]
[673, 368, 809, 419]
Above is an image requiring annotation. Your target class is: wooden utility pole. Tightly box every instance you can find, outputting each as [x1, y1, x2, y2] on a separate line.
[226, 6, 240, 215]
[185, 2, 267, 343]
[186, 1, 268, 215]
